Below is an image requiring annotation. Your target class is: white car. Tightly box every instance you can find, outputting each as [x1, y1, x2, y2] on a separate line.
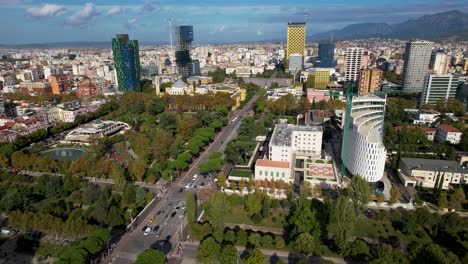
[185, 184, 191, 190]
[193, 174, 198, 180]
[143, 227, 151, 236]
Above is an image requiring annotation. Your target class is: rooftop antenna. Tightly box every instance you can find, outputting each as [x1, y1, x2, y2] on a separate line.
[329, 33, 334, 42]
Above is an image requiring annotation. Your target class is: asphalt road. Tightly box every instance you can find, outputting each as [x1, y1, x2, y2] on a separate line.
[105, 95, 259, 263]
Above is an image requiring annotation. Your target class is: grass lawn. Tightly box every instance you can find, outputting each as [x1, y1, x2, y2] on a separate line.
[225, 206, 287, 229]
[230, 169, 253, 178]
[354, 218, 432, 244]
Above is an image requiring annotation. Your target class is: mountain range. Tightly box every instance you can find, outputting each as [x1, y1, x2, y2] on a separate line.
[313, 10, 468, 41]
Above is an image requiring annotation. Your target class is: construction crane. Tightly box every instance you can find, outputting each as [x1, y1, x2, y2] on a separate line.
[328, 82, 357, 176]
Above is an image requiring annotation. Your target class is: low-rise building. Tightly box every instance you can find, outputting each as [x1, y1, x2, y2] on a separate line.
[65, 120, 130, 142]
[405, 109, 440, 125]
[436, 124, 463, 144]
[18, 81, 52, 94]
[398, 157, 468, 188]
[254, 160, 293, 184]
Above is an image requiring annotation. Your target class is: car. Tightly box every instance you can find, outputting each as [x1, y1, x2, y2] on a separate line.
[185, 184, 191, 190]
[141, 225, 148, 232]
[153, 225, 161, 236]
[201, 182, 205, 186]
[170, 211, 177, 218]
[167, 202, 172, 207]
[156, 211, 162, 216]
[193, 174, 198, 179]
[149, 217, 155, 223]
[144, 227, 151, 236]
[179, 188, 184, 193]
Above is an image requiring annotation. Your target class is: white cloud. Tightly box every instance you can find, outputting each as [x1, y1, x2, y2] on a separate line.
[68, 3, 100, 26]
[106, 6, 125, 16]
[26, 4, 66, 18]
[125, 18, 138, 29]
[211, 25, 226, 34]
[256, 28, 263, 36]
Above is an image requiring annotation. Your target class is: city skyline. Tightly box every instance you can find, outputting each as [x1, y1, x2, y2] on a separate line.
[1, 0, 467, 45]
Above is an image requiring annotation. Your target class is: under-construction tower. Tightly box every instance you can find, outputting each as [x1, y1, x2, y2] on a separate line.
[175, 25, 197, 77]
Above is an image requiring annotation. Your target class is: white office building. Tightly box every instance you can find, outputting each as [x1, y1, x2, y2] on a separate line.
[288, 53, 303, 73]
[344, 47, 363, 82]
[420, 75, 458, 107]
[402, 41, 433, 92]
[342, 93, 387, 182]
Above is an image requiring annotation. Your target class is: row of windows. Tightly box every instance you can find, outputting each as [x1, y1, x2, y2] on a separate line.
[259, 171, 286, 178]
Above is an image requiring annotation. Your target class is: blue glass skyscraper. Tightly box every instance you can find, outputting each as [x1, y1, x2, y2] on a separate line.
[317, 40, 335, 68]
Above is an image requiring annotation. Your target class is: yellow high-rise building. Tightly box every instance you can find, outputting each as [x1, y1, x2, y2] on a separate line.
[312, 69, 330, 89]
[286, 22, 306, 65]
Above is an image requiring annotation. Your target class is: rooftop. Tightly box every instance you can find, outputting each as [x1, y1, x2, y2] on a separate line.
[438, 124, 461, 133]
[256, 159, 290, 168]
[271, 119, 322, 147]
[401, 157, 466, 173]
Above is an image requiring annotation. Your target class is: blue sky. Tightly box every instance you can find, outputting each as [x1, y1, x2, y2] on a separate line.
[1, 0, 467, 44]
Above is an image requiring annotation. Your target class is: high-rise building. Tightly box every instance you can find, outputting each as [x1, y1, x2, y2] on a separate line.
[345, 48, 363, 82]
[175, 25, 194, 77]
[342, 92, 387, 182]
[358, 68, 383, 96]
[430, 52, 450, 75]
[317, 39, 335, 68]
[288, 54, 303, 72]
[456, 81, 468, 112]
[286, 22, 306, 66]
[420, 75, 459, 107]
[401, 41, 433, 92]
[112, 34, 141, 92]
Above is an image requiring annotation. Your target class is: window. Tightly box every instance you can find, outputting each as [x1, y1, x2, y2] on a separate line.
[270, 172, 273, 177]
[276, 172, 279, 177]
[259, 171, 262, 176]
[282, 172, 285, 177]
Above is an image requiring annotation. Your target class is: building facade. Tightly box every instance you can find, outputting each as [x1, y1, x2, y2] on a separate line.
[112, 34, 141, 92]
[345, 48, 363, 82]
[402, 41, 433, 92]
[286, 22, 306, 66]
[436, 124, 462, 144]
[309, 68, 330, 89]
[420, 75, 459, 107]
[430, 52, 450, 75]
[398, 158, 467, 189]
[342, 93, 387, 182]
[358, 68, 383, 96]
[288, 54, 303, 72]
[175, 25, 194, 77]
[317, 40, 335, 68]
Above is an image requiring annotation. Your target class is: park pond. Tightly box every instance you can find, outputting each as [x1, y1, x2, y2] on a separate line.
[41, 147, 85, 161]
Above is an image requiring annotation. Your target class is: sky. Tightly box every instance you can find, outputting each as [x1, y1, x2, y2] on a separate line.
[1, 0, 467, 44]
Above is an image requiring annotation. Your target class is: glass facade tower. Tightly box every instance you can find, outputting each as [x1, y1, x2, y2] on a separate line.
[112, 34, 141, 92]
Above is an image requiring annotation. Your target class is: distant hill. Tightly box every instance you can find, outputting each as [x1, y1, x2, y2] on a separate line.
[313, 10, 468, 41]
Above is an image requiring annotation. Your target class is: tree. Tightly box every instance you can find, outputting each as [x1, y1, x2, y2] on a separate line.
[206, 192, 230, 239]
[242, 248, 265, 264]
[389, 186, 401, 205]
[438, 193, 448, 209]
[349, 176, 371, 213]
[261, 234, 274, 248]
[186, 191, 197, 225]
[292, 233, 318, 255]
[223, 230, 236, 243]
[370, 244, 409, 264]
[134, 249, 165, 264]
[412, 243, 461, 264]
[376, 193, 385, 204]
[219, 244, 237, 264]
[274, 236, 285, 249]
[248, 233, 262, 247]
[217, 174, 227, 189]
[328, 196, 356, 252]
[236, 229, 248, 246]
[449, 188, 466, 211]
[147, 98, 165, 115]
[288, 202, 321, 239]
[245, 192, 264, 216]
[197, 237, 220, 264]
[343, 240, 370, 261]
[128, 160, 147, 182]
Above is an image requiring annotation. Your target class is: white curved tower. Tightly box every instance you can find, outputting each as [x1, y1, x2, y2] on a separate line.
[343, 93, 387, 182]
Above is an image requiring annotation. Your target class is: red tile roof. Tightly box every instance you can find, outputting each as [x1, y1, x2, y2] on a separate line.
[256, 159, 290, 168]
[438, 124, 461, 133]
